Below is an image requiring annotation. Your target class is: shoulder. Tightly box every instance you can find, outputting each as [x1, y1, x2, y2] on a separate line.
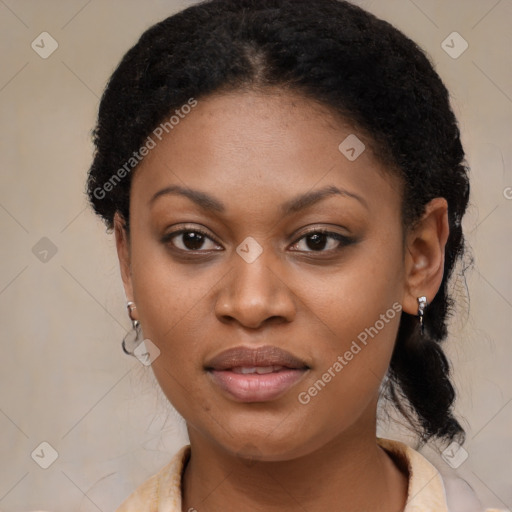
[378, 437, 450, 511]
[115, 473, 159, 512]
[377, 437, 504, 512]
[115, 444, 191, 512]
[442, 474, 508, 512]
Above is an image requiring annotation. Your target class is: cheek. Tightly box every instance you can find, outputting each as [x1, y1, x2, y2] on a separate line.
[292, 233, 404, 401]
[127, 234, 227, 417]
[131, 261, 211, 363]
[130, 256, 211, 419]
[297, 229, 404, 345]
[128, 222, 210, 336]
[292, 281, 403, 442]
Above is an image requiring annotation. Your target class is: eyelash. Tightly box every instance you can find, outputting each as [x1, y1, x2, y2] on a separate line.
[161, 225, 355, 255]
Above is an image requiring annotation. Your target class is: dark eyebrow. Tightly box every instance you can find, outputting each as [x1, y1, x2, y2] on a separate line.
[150, 185, 225, 212]
[280, 185, 368, 215]
[149, 184, 368, 214]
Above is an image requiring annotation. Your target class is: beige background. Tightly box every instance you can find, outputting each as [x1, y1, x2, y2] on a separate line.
[0, 0, 510, 510]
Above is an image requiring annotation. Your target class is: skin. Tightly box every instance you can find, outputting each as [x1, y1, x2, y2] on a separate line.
[114, 89, 449, 512]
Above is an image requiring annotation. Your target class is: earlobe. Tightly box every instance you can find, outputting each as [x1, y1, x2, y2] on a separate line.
[113, 212, 135, 305]
[402, 197, 449, 316]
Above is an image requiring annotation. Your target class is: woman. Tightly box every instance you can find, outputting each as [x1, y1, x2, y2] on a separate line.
[86, 0, 504, 510]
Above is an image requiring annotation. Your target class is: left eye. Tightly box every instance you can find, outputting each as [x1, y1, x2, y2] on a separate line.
[290, 230, 351, 252]
[163, 228, 221, 252]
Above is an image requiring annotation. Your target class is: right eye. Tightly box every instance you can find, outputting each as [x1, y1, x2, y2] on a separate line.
[161, 227, 223, 253]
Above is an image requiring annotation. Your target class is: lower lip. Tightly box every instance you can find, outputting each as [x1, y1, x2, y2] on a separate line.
[207, 368, 308, 402]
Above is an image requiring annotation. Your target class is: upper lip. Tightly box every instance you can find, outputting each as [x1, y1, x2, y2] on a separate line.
[205, 345, 309, 371]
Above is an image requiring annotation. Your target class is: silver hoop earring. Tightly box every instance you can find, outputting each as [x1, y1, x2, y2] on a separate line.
[417, 296, 427, 335]
[122, 301, 143, 355]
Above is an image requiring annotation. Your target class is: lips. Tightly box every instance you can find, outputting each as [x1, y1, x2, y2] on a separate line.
[205, 345, 310, 402]
[204, 345, 309, 371]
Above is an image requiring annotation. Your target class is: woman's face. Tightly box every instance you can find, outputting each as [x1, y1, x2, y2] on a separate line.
[115, 90, 417, 460]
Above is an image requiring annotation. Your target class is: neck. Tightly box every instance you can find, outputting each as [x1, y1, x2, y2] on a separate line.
[181, 416, 408, 512]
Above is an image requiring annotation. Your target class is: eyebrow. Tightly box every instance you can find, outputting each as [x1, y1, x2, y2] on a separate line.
[149, 184, 368, 215]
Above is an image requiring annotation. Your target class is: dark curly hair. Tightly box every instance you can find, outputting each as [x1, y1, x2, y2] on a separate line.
[86, 0, 471, 445]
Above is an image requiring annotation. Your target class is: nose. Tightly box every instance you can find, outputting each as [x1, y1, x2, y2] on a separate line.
[214, 247, 297, 329]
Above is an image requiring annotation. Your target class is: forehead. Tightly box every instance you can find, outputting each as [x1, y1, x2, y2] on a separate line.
[130, 89, 402, 221]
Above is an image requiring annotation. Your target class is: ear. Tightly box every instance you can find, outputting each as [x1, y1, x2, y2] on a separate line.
[402, 197, 450, 316]
[114, 212, 136, 317]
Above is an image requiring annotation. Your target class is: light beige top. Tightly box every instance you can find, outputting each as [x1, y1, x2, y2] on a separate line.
[116, 437, 505, 512]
